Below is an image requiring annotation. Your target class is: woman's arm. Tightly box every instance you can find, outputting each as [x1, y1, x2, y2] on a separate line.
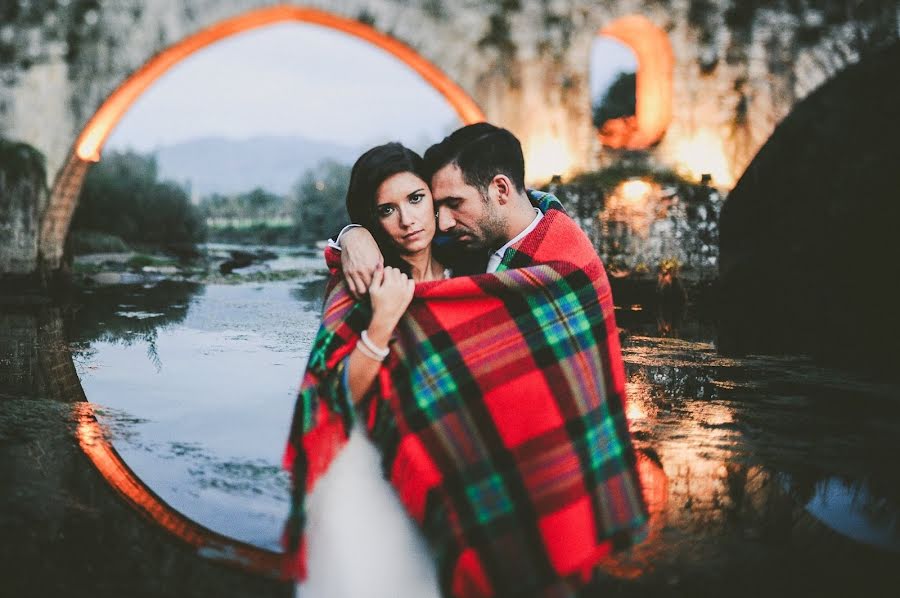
[347, 266, 414, 402]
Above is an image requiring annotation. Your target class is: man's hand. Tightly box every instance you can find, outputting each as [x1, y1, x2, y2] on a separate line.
[341, 227, 384, 298]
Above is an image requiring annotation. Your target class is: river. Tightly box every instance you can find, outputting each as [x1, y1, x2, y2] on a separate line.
[3, 243, 898, 596]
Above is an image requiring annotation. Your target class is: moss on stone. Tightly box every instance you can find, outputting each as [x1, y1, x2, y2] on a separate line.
[478, 13, 516, 56]
[0, 138, 46, 187]
[357, 9, 376, 27]
[422, 0, 446, 20]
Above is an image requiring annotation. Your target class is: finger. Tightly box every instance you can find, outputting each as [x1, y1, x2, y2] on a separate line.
[360, 267, 375, 289]
[346, 278, 359, 299]
[369, 266, 385, 291]
[352, 273, 368, 296]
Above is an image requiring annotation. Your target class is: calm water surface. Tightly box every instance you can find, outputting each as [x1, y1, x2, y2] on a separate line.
[66, 248, 900, 567]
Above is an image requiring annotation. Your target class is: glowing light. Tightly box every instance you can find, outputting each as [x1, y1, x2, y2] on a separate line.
[598, 16, 674, 149]
[601, 178, 661, 238]
[626, 400, 646, 421]
[74, 5, 485, 162]
[619, 178, 653, 204]
[671, 129, 733, 187]
[524, 135, 575, 182]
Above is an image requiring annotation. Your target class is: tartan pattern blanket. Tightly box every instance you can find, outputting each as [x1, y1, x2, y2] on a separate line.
[283, 193, 648, 596]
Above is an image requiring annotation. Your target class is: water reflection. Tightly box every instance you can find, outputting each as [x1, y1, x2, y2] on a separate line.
[601, 335, 900, 588]
[800, 476, 900, 552]
[68, 275, 329, 550]
[4, 261, 900, 593]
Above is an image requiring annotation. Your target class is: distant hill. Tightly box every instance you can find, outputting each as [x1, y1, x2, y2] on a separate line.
[152, 136, 360, 198]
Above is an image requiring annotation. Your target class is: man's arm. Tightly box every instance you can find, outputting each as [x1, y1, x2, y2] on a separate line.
[330, 226, 384, 298]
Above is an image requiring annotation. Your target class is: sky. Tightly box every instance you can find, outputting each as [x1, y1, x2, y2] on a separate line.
[106, 22, 637, 154]
[105, 22, 462, 155]
[590, 36, 638, 101]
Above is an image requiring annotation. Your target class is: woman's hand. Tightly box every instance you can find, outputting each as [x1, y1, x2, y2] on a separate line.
[366, 267, 414, 346]
[346, 267, 412, 403]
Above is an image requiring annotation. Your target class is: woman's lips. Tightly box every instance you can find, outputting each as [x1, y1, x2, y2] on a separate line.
[403, 230, 424, 239]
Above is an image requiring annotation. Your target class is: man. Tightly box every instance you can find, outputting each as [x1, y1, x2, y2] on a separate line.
[290, 123, 647, 596]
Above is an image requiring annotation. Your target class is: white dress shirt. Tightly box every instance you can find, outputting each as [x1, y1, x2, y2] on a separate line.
[486, 208, 543, 273]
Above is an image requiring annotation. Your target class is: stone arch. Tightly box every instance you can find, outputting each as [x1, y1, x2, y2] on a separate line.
[39, 5, 486, 269]
[718, 42, 900, 373]
[595, 15, 674, 150]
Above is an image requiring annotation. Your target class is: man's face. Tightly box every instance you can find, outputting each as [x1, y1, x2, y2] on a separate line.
[430, 163, 505, 251]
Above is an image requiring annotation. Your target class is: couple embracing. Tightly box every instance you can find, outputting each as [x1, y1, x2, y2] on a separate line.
[283, 123, 648, 598]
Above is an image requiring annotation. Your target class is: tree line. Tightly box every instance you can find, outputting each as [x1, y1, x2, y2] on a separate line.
[71, 150, 352, 252]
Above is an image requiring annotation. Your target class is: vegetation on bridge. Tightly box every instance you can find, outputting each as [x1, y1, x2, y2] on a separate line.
[0, 137, 46, 186]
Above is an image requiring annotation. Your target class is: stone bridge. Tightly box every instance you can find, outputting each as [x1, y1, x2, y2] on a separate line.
[0, 0, 896, 275]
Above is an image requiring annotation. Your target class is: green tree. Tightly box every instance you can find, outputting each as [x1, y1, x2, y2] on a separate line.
[592, 71, 637, 130]
[291, 160, 351, 243]
[72, 151, 206, 246]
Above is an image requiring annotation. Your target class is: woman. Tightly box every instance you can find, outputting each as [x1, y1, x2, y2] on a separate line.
[296, 143, 444, 598]
[342, 142, 450, 404]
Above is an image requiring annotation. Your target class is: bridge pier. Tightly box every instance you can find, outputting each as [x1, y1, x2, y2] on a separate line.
[0, 139, 49, 286]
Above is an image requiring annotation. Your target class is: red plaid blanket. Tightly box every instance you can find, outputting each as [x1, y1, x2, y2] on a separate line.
[284, 197, 648, 596]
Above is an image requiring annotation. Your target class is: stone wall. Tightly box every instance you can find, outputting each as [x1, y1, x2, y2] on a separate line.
[1, 1, 895, 183]
[0, 139, 46, 276]
[718, 41, 900, 374]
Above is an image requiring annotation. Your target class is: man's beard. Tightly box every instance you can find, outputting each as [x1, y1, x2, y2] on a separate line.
[451, 193, 506, 251]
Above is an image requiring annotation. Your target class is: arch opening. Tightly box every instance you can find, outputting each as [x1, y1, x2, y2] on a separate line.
[592, 15, 673, 150]
[42, 5, 485, 268]
[73, 6, 484, 163]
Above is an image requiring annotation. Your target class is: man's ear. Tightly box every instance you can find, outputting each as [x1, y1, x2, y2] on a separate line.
[492, 174, 513, 205]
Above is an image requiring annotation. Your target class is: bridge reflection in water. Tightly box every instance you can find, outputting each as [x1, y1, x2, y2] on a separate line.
[1, 275, 899, 596]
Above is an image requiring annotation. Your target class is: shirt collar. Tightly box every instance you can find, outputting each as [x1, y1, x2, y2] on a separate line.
[487, 208, 543, 273]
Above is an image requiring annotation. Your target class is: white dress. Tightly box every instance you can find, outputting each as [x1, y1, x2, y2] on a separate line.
[295, 428, 442, 598]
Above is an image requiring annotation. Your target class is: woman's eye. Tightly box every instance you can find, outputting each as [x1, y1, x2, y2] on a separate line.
[377, 206, 394, 217]
[410, 193, 424, 204]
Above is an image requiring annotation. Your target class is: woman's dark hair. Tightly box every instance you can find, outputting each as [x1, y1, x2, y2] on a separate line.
[345, 142, 426, 273]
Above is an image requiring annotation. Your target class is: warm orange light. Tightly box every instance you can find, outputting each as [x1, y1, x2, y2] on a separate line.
[74, 5, 485, 162]
[598, 16, 674, 149]
[671, 129, 733, 187]
[524, 134, 576, 182]
[602, 179, 660, 238]
[619, 178, 653, 204]
[74, 403, 282, 576]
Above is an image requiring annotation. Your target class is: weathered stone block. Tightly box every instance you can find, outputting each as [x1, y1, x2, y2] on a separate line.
[0, 139, 46, 276]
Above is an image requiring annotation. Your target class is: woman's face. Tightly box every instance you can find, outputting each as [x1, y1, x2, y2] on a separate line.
[374, 172, 436, 254]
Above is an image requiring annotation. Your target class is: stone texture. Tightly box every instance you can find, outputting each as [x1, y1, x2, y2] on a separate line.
[718, 41, 900, 374]
[0, 139, 46, 276]
[0, 0, 896, 273]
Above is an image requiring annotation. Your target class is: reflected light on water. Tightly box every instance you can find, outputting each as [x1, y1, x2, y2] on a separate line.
[73, 402, 283, 576]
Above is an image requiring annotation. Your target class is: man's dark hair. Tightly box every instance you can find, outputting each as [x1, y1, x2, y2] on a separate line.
[422, 122, 526, 195]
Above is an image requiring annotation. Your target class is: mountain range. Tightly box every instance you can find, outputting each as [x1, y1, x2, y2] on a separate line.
[151, 135, 360, 198]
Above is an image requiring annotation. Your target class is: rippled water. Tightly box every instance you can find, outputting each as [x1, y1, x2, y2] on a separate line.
[66, 248, 900, 569]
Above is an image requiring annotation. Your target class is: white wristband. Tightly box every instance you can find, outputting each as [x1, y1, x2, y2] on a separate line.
[360, 329, 389, 359]
[356, 338, 386, 362]
[328, 224, 363, 251]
